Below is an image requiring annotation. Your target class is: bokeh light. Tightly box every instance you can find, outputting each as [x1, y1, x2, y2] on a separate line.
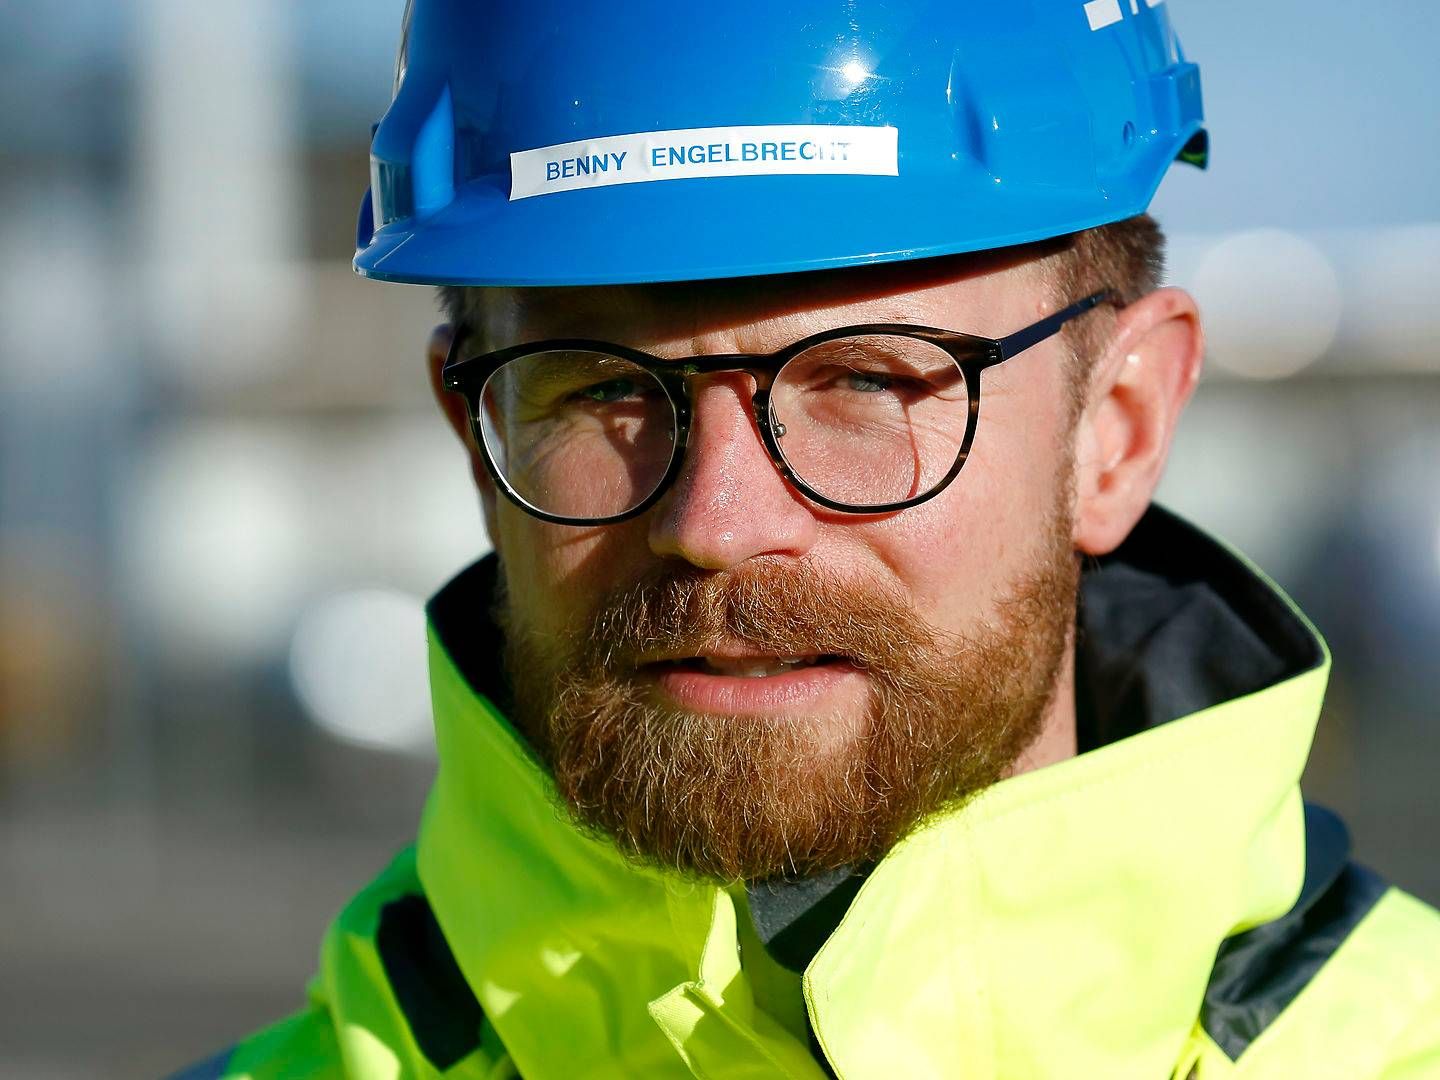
[289, 588, 433, 754]
[1190, 228, 1342, 380]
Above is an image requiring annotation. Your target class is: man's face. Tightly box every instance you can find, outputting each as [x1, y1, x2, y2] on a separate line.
[470, 252, 1086, 881]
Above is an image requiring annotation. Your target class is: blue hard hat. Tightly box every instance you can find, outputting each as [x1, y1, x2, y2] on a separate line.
[354, 0, 1206, 288]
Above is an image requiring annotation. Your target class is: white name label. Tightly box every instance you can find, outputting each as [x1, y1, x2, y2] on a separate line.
[509, 124, 899, 201]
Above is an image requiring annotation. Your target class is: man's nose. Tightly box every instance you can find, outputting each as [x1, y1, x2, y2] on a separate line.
[647, 372, 818, 569]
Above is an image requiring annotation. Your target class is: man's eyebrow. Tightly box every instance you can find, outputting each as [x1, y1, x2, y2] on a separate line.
[498, 306, 948, 353]
[862, 310, 934, 326]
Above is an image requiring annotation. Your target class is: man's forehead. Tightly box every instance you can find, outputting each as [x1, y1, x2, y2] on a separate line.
[472, 242, 1057, 349]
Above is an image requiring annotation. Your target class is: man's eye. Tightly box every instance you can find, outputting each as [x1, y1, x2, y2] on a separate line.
[844, 370, 894, 393]
[575, 378, 639, 403]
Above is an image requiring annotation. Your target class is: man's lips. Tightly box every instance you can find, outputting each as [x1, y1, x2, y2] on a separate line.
[633, 649, 865, 714]
[636, 645, 851, 678]
[642, 654, 839, 676]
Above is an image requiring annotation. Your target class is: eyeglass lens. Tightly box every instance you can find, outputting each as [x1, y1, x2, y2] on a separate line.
[477, 337, 971, 520]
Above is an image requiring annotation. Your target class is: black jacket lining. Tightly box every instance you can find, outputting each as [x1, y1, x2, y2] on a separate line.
[428, 553, 510, 718]
[747, 865, 869, 974]
[1074, 504, 1322, 751]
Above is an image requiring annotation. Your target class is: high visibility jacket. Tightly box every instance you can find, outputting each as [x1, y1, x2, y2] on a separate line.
[176, 506, 1440, 1079]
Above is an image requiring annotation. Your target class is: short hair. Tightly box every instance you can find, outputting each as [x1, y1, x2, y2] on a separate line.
[1045, 214, 1167, 417]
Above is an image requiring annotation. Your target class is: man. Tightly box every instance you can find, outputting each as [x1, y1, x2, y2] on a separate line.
[180, 1, 1440, 1077]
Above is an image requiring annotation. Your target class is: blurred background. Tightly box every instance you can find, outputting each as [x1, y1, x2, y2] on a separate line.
[1, 1, 1437, 1075]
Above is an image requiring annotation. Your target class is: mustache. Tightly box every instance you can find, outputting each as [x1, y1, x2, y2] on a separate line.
[579, 558, 947, 674]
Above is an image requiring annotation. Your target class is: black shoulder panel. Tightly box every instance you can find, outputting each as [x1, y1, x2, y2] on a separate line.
[1201, 803, 1389, 1060]
[376, 894, 485, 1071]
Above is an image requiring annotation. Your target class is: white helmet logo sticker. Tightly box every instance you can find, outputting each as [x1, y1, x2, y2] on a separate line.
[509, 125, 898, 201]
[1085, 0, 1164, 31]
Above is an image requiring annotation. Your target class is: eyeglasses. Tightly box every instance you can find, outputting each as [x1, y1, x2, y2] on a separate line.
[442, 289, 1113, 525]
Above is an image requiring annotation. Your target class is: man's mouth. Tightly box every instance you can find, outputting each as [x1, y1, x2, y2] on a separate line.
[656, 654, 840, 678]
[632, 648, 866, 713]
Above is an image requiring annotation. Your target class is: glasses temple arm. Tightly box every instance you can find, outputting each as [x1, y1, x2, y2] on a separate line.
[995, 290, 1114, 361]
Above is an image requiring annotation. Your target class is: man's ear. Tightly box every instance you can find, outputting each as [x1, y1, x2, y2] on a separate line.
[1072, 287, 1205, 556]
[427, 324, 500, 539]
